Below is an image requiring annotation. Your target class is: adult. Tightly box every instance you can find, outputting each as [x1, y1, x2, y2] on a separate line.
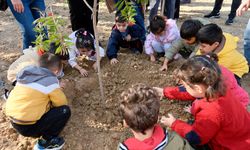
[6, 0, 45, 50]
[237, 0, 250, 68]
[163, 0, 180, 19]
[67, 0, 99, 35]
[204, 0, 242, 25]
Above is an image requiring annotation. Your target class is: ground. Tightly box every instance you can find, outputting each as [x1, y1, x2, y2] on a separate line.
[0, 0, 250, 149]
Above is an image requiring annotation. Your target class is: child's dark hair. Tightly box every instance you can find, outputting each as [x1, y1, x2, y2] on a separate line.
[39, 52, 62, 71]
[149, 15, 166, 34]
[176, 55, 225, 100]
[75, 28, 95, 51]
[115, 12, 127, 23]
[120, 84, 160, 134]
[49, 42, 69, 60]
[180, 19, 203, 39]
[197, 23, 223, 45]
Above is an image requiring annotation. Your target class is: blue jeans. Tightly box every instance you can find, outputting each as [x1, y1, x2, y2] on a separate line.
[152, 41, 171, 53]
[244, 19, 250, 65]
[148, 0, 161, 21]
[7, 0, 45, 50]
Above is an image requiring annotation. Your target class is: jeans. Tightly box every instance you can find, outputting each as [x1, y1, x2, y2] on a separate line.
[212, 0, 242, 19]
[244, 19, 250, 65]
[67, 0, 99, 34]
[6, 0, 45, 50]
[148, 0, 161, 21]
[11, 105, 71, 140]
[164, 0, 180, 19]
[152, 41, 171, 53]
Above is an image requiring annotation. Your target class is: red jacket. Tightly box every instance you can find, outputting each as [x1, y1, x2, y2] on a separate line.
[171, 87, 250, 149]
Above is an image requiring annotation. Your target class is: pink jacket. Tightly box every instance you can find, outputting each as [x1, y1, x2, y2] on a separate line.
[145, 19, 180, 55]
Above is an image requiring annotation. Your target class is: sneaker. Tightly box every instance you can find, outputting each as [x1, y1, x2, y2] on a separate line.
[33, 137, 65, 150]
[204, 12, 220, 18]
[163, 86, 196, 101]
[1, 89, 10, 100]
[225, 18, 234, 25]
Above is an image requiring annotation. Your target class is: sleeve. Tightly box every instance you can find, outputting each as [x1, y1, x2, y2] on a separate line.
[164, 39, 185, 60]
[165, 20, 180, 42]
[95, 45, 105, 57]
[144, 33, 155, 55]
[49, 88, 68, 107]
[68, 48, 78, 68]
[163, 86, 196, 101]
[171, 110, 221, 145]
[106, 30, 122, 59]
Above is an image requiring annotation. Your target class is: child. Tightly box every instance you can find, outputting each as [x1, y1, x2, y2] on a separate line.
[106, 13, 145, 64]
[158, 54, 249, 107]
[157, 56, 250, 149]
[160, 19, 209, 71]
[145, 15, 180, 62]
[68, 28, 105, 76]
[5, 53, 71, 150]
[196, 23, 249, 85]
[118, 84, 193, 150]
[7, 43, 69, 85]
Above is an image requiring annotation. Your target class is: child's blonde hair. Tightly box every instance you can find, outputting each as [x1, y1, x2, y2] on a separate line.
[176, 55, 226, 100]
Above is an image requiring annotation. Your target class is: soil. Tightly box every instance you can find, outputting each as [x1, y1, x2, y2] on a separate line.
[0, 0, 249, 149]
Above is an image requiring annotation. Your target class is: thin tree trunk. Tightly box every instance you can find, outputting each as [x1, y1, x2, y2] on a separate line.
[82, 0, 105, 100]
[161, 0, 165, 15]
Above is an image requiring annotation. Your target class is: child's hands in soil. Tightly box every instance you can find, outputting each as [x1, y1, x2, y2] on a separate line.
[79, 68, 88, 77]
[153, 87, 164, 100]
[161, 114, 176, 127]
[59, 79, 68, 89]
[184, 105, 192, 114]
[150, 55, 156, 62]
[125, 34, 131, 41]
[93, 62, 98, 71]
[160, 64, 168, 71]
[110, 58, 119, 65]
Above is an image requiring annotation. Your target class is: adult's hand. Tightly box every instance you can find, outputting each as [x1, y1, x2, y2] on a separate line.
[11, 0, 24, 13]
[237, 0, 250, 16]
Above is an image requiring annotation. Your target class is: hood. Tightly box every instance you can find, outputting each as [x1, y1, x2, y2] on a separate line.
[17, 66, 58, 86]
[218, 33, 239, 56]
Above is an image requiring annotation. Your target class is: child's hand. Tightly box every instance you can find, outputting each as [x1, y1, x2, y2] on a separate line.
[153, 87, 164, 100]
[184, 105, 192, 114]
[125, 34, 131, 41]
[93, 62, 98, 71]
[150, 55, 156, 62]
[59, 79, 68, 89]
[110, 58, 119, 65]
[79, 68, 88, 77]
[11, 0, 24, 13]
[161, 114, 176, 127]
[160, 64, 168, 71]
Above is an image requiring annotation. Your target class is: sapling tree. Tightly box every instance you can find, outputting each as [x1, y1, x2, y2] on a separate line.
[33, 9, 73, 55]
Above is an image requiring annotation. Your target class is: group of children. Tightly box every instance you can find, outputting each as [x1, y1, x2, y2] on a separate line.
[3, 1, 250, 149]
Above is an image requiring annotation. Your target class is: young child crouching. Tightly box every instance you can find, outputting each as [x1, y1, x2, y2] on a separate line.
[5, 53, 71, 150]
[106, 13, 145, 65]
[68, 28, 105, 77]
[158, 55, 250, 149]
[118, 84, 193, 150]
[145, 15, 180, 62]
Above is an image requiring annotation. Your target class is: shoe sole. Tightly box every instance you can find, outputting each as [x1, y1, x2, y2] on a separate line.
[204, 16, 220, 19]
[33, 143, 65, 150]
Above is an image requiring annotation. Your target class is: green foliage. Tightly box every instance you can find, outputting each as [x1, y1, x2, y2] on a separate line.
[33, 13, 73, 55]
[115, 0, 148, 23]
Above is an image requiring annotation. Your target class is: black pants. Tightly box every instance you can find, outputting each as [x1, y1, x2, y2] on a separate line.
[67, 0, 99, 34]
[234, 74, 241, 86]
[163, 0, 180, 19]
[212, 0, 242, 19]
[11, 105, 71, 140]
